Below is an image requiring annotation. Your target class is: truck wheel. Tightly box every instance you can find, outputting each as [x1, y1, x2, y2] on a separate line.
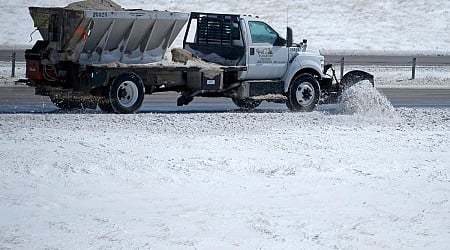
[287, 74, 320, 112]
[109, 73, 145, 114]
[232, 98, 262, 111]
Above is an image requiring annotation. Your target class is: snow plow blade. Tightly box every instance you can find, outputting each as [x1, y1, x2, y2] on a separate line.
[28, 7, 189, 64]
[341, 70, 374, 88]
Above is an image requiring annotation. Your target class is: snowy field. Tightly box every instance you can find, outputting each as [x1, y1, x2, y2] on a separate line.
[1, 95, 449, 249]
[1, 0, 450, 249]
[0, 0, 449, 51]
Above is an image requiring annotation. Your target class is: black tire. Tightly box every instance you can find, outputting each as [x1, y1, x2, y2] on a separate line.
[108, 73, 145, 114]
[287, 74, 320, 112]
[285, 98, 293, 110]
[232, 98, 262, 111]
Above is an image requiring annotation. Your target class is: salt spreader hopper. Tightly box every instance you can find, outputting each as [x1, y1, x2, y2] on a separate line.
[28, 7, 189, 64]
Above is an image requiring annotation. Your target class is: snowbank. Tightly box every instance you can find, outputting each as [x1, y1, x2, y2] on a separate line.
[1, 108, 449, 249]
[0, 0, 449, 51]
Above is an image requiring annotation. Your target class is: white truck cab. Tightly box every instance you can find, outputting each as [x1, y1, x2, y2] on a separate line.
[185, 13, 332, 111]
[239, 15, 325, 91]
[182, 12, 370, 111]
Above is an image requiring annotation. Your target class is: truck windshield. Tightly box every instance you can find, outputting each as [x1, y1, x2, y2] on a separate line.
[248, 21, 279, 45]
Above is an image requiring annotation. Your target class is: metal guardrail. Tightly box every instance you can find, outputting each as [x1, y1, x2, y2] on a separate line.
[0, 51, 18, 78]
[321, 50, 450, 66]
[0, 50, 26, 78]
[321, 50, 450, 79]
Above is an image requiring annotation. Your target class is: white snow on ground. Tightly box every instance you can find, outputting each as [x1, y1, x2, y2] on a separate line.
[1, 104, 449, 249]
[0, 0, 449, 51]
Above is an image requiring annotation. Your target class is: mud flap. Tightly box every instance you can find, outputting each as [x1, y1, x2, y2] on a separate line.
[341, 70, 374, 88]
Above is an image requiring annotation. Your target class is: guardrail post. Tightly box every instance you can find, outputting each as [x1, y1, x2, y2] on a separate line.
[340, 57, 344, 80]
[411, 57, 416, 80]
[11, 51, 16, 78]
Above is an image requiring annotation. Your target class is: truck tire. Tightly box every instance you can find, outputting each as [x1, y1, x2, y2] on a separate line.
[108, 73, 145, 114]
[287, 74, 320, 112]
[232, 98, 262, 111]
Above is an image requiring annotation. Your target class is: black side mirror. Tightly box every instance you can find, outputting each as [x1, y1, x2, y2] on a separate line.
[286, 27, 293, 47]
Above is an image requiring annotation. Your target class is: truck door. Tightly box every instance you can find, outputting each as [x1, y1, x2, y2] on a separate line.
[242, 21, 288, 80]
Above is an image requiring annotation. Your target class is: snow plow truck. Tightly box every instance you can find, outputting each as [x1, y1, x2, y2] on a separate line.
[25, 4, 374, 113]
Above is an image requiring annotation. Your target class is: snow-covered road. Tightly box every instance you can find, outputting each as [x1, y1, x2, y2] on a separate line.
[1, 92, 449, 249]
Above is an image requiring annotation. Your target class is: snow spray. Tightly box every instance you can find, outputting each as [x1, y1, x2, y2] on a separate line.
[337, 81, 395, 116]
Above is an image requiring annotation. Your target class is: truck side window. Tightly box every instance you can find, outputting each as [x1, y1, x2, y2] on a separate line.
[248, 21, 279, 45]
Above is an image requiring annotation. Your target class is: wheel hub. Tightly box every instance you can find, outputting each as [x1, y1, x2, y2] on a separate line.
[295, 82, 314, 106]
[117, 81, 138, 107]
[118, 88, 127, 99]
